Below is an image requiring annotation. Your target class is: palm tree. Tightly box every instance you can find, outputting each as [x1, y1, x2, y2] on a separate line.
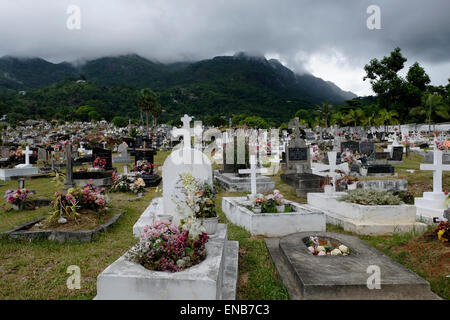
[150, 103, 163, 127]
[376, 109, 399, 132]
[315, 102, 333, 128]
[344, 108, 366, 127]
[330, 112, 346, 127]
[136, 88, 158, 133]
[424, 94, 449, 132]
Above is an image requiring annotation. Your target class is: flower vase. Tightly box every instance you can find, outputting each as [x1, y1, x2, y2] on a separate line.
[324, 185, 334, 194]
[12, 203, 23, 211]
[253, 207, 262, 214]
[347, 183, 357, 191]
[200, 216, 219, 235]
[276, 204, 285, 213]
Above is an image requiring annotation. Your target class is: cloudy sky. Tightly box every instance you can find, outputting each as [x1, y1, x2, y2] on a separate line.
[0, 0, 449, 96]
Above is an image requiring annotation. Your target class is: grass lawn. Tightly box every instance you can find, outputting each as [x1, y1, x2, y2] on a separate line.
[0, 151, 448, 299]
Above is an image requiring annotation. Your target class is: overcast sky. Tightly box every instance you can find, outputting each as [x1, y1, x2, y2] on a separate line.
[0, 0, 449, 96]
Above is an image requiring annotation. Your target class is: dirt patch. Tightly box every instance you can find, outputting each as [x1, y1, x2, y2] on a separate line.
[29, 210, 116, 231]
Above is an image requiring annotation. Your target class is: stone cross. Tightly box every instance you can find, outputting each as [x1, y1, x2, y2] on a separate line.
[288, 117, 303, 140]
[315, 151, 348, 192]
[23, 146, 33, 166]
[172, 114, 194, 150]
[238, 155, 268, 196]
[420, 147, 450, 193]
[63, 143, 74, 190]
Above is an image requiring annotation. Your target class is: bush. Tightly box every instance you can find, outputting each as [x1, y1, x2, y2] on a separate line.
[339, 189, 403, 206]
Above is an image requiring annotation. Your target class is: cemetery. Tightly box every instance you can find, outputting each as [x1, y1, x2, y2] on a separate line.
[0, 114, 447, 302]
[0, 2, 449, 304]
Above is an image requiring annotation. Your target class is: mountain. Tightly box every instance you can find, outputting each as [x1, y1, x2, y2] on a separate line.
[0, 53, 357, 123]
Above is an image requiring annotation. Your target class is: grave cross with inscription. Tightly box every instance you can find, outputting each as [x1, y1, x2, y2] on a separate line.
[238, 155, 268, 197]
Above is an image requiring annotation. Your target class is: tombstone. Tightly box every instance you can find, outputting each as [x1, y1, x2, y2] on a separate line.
[415, 147, 450, 223]
[238, 155, 267, 198]
[341, 141, 359, 154]
[63, 143, 74, 190]
[390, 146, 404, 162]
[113, 142, 132, 164]
[0, 147, 9, 159]
[15, 146, 34, 169]
[359, 142, 375, 158]
[37, 148, 48, 162]
[92, 147, 113, 170]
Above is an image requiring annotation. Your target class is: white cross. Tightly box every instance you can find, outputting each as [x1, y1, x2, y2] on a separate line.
[23, 146, 33, 166]
[172, 114, 194, 150]
[238, 155, 267, 196]
[420, 147, 450, 193]
[315, 151, 349, 192]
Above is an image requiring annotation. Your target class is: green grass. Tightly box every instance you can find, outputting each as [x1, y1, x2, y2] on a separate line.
[0, 151, 448, 300]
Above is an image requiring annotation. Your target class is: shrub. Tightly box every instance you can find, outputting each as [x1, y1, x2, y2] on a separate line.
[339, 189, 403, 205]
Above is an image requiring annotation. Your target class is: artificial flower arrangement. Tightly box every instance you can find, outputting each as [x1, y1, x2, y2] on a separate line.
[134, 160, 155, 175]
[4, 189, 30, 210]
[435, 140, 450, 151]
[435, 221, 449, 243]
[340, 148, 361, 166]
[51, 184, 111, 222]
[89, 157, 107, 172]
[311, 144, 324, 162]
[126, 218, 209, 273]
[111, 172, 146, 194]
[251, 190, 291, 213]
[8, 149, 24, 163]
[176, 173, 217, 219]
[305, 236, 350, 256]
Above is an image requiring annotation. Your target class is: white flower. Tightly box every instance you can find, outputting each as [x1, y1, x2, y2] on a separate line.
[331, 248, 342, 255]
[338, 245, 349, 254]
[307, 246, 315, 253]
[317, 251, 326, 256]
[316, 246, 325, 252]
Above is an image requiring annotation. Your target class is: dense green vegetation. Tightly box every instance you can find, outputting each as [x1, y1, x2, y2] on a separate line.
[0, 52, 355, 126]
[0, 49, 447, 127]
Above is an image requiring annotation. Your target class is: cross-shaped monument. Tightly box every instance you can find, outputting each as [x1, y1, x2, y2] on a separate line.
[288, 117, 304, 140]
[420, 146, 450, 193]
[315, 151, 349, 193]
[15, 146, 34, 168]
[238, 155, 268, 197]
[172, 114, 194, 150]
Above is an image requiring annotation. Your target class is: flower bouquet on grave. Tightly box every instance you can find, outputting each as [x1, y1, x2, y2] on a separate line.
[8, 149, 24, 165]
[340, 148, 359, 167]
[435, 221, 449, 243]
[87, 157, 107, 172]
[4, 189, 30, 211]
[252, 197, 265, 213]
[311, 144, 324, 163]
[305, 236, 350, 256]
[134, 160, 154, 175]
[435, 140, 450, 151]
[111, 174, 146, 194]
[126, 219, 209, 273]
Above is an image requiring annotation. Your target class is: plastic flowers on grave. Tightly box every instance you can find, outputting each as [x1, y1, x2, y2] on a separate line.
[126, 219, 209, 273]
[175, 173, 217, 219]
[305, 236, 350, 256]
[340, 148, 358, 166]
[134, 160, 154, 175]
[111, 175, 145, 194]
[435, 140, 450, 151]
[89, 157, 106, 171]
[4, 189, 30, 206]
[435, 221, 449, 243]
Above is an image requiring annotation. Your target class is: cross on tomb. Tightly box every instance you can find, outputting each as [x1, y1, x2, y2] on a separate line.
[288, 117, 304, 140]
[420, 147, 450, 193]
[172, 114, 194, 150]
[315, 151, 348, 192]
[238, 155, 268, 196]
[23, 146, 33, 166]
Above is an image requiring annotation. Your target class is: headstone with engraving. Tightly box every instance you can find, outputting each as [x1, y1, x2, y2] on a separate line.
[113, 142, 132, 164]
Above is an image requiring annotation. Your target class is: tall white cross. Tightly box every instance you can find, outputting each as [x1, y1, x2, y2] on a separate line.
[315, 151, 349, 192]
[238, 155, 267, 196]
[23, 146, 33, 166]
[172, 114, 193, 149]
[420, 147, 450, 193]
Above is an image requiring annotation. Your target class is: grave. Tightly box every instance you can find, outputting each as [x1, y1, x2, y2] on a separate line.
[112, 142, 132, 164]
[214, 133, 275, 193]
[266, 232, 439, 300]
[281, 118, 324, 197]
[73, 147, 114, 187]
[307, 192, 426, 235]
[132, 141, 161, 187]
[0, 146, 39, 181]
[99, 115, 239, 300]
[414, 147, 450, 224]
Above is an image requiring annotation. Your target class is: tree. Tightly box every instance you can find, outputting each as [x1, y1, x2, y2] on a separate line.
[330, 112, 346, 127]
[375, 109, 399, 132]
[136, 88, 158, 133]
[344, 108, 366, 127]
[112, 116, 128, 128]
[295, 109, 312, 127]
[315, 102, 333, 128]
[239, 116, 269, 129]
